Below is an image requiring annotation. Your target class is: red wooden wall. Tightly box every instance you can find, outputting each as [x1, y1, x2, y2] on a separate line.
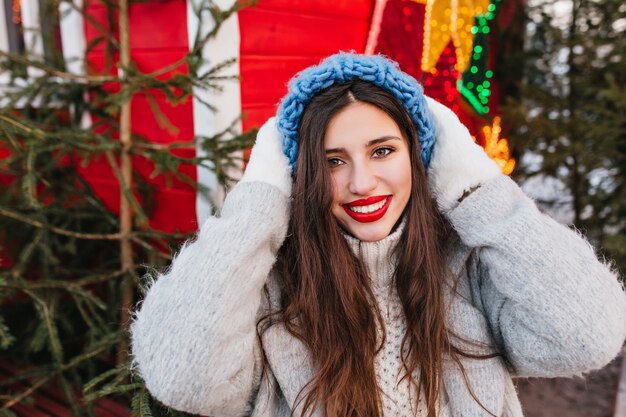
[238, 0, 375, 131]
[81, 0, 197, 234]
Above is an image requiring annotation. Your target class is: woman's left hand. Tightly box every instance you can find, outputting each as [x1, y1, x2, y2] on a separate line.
[425, 97, 502, 213]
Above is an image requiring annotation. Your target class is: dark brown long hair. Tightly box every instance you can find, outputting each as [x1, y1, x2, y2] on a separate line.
[264, 80, 465, 417]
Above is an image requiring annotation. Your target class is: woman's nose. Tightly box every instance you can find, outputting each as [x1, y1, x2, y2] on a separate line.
[348, 162, 378, 196]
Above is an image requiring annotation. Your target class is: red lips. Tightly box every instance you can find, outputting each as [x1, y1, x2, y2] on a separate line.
[342, 195, 392, 223]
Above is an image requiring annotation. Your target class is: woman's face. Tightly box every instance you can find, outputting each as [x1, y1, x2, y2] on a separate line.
[324, 101, 412, 242]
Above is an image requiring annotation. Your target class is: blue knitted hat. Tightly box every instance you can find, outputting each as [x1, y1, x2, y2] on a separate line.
[276, 52, 436, 172]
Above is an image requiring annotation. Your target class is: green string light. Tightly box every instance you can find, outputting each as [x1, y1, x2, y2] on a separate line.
[457, 0, 503, 115]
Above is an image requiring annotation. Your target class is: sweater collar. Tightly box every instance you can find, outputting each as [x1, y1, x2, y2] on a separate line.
[341, 217, 406, 290]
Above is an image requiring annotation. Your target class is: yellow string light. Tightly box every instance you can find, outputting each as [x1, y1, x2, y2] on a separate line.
[475, 116, 515, 174]
[418, 0, 490, 74]
[12, 0, 21, 24]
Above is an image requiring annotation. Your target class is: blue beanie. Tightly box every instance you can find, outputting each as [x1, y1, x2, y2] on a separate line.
[276, 52, 436, 171]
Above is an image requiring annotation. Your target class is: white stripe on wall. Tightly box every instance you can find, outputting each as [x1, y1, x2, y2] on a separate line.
[58, 0, 91, 128]
[20, 0, 44, 78]
[186, 0, 242, 224]
[0, 1, 9, 52]
[59, 0, 86, 76]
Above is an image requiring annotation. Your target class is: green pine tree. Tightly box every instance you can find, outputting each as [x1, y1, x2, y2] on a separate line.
[0, 0, 254, 415]
[504, 0, 626, 275]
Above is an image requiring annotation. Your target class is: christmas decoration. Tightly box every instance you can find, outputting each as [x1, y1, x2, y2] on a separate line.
[374, 0, 517, 172]
[477, 116, 515, 174]
[420, 0, 490, 74]
[457, 0, 503, 115]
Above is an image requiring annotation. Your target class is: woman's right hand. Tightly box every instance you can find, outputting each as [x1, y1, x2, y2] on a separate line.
[241, 117, 293, 197]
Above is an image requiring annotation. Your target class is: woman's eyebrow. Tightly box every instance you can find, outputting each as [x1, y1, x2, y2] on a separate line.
[325, 136, 402, 154]
[366, 136, 403, 147]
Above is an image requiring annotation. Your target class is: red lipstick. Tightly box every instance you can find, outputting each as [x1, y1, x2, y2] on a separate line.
[342, 195, 392, 223]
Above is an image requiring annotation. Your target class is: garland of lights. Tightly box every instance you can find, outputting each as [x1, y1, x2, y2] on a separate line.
[476, 116, 515, 174]
[420, 0, 491, 74]
[457, 0, 503, 114]
[371, 0, 516, 173]
[12, 0, 22, 24]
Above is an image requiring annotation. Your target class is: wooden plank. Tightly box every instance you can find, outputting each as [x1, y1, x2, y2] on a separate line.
[26, 394, 74, 417]
[239, 55, 321, 113]
[0, 362, 130, 417]
[148, 188, 199, 233]
[128, 0, 188, 50]
[253, 0, 374, 20]
[94, 397, 135, 417]
[8, 402, 55, 417]
[239, 8, 371, 55]
[131, 93, 195, 143]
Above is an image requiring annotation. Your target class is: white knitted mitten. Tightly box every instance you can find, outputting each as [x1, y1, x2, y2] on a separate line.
[240, 117, 292, 197]
[425, 97, 502, 213]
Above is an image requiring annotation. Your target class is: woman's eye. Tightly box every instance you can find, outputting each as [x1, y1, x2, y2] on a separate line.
[373, 147, 393, 158]
[327, 157, 344, 167]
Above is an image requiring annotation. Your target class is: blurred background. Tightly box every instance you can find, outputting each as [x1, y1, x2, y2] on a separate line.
[0, 0, 624, 415]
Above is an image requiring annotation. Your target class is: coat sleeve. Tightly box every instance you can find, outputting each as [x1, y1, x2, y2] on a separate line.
[130, 181, 290, 416]
[447, 175, 626, 378]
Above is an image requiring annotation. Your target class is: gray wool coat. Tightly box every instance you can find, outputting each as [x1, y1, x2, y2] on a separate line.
[130, 175, 626, 417]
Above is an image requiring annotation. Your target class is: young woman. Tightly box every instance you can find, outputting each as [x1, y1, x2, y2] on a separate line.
[130, 53, 626, 417]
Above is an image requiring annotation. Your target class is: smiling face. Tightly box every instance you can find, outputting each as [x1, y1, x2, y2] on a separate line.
[324, 101, 412, 242]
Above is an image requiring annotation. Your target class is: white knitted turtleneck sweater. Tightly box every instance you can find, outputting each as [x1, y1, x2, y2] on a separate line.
[342, 220, 448, 417]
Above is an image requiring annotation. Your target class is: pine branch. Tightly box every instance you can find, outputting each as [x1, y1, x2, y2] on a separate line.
[0, 114, 46, 140]
[0, 51, 116, 84]
[0, 207, 123, 240]
[0, 317, 15, 350]
[5, 279, 106, 311]
[22, 289, 64, 363]
[84, 383, 141, 403]
[58, 374, 82, 417]
[63, 0, 120, 50]
[0, 208, 172, 264]
[71, 293, 110, 333]
[131, 387, 152, 417]
[101, 150, 149, 226]
[1, 333, 122, 408]
[1, 373, 51, 410]
[83, 366, 126, 393]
